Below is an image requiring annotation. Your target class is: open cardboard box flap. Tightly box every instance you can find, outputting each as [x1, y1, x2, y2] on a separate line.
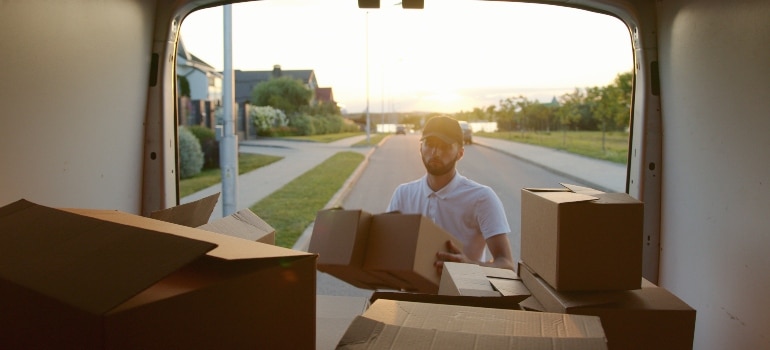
[0, 199, 307, 316]
[148, 192, 220, 227]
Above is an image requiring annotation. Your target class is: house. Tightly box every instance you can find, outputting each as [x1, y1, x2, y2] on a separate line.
[176, 37, 222, 127]
[176, 38, 222, 101]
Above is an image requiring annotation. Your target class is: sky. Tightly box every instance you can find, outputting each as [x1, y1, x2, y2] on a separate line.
[180, 0, 633, 114]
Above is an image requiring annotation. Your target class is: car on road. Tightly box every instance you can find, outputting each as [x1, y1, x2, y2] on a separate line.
[395, 125, 406, 135]
[459, 121, 472, 145]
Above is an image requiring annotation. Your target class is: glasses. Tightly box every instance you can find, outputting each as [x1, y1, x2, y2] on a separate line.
[421, 139, 457, 153]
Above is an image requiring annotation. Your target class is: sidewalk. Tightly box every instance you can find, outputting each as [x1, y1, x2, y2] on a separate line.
[180, 135, 375, 221]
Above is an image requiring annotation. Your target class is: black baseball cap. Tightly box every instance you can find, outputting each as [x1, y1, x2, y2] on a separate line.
[421, 116, 463, 145]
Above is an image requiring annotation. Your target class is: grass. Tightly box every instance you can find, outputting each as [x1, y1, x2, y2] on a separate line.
[478, 130, 629, 164]
[282, 131, 364, 143]
[249, 151, 365, 248]
[352, 133, 389, 147]
[179, 153, 283, 197]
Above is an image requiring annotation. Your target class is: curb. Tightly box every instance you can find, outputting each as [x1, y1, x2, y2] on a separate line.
[292, 135, 391, 252]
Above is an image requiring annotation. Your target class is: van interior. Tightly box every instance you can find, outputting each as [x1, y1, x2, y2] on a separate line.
[1, 0, 768, 348]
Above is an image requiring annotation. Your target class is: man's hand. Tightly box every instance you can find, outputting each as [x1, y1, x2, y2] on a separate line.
[434, 240, 470, 275]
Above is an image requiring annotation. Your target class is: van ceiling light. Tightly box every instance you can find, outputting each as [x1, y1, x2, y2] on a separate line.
[358, 0, 380, 8]
[402, 0, 424, 9]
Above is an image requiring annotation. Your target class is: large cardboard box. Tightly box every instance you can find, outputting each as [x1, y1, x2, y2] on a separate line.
[309, 208, 462, 294]
[521, 183, 643, 291]
[337, 299, 608, 349]
[0, 199, 316, 349]
[519, 263, 696, 350]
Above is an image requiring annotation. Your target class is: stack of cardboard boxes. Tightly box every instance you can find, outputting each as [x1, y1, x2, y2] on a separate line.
[310, 207, 612, 349]
[519, 184, 696, 349]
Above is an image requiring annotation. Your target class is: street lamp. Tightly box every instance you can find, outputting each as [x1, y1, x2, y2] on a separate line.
[365, 10, 371, 144]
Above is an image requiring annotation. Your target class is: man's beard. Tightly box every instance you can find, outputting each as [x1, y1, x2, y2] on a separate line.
[423, 156, 456, 176]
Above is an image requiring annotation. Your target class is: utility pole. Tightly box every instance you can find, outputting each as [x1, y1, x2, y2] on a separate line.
[220, 5, 238, 216]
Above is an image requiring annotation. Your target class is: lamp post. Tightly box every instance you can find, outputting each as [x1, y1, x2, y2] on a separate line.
[365, 11, 371, 144]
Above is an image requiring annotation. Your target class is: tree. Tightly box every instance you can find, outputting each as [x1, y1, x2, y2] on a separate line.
[557, 88, 584, 146]
[250, 77, 312, 117]
[612, 71, 633, 130]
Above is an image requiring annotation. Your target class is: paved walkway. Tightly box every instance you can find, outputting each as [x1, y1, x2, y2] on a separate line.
[180, 135, 374, 221]
[181, 134, 627, 250]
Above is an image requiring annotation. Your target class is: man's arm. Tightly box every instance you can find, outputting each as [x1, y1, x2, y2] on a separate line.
[435, 234, 515, 271]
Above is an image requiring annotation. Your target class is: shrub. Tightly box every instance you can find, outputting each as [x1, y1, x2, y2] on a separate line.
[289, 113, 315, 136]
[179, 126, 204, 179]
[187, 125, 219, 169]
[250, 105, 288, 136]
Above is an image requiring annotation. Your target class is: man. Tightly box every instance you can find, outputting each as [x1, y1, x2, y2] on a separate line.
[387, 116, 515, 271]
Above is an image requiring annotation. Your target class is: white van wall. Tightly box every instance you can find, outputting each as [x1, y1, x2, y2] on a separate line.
[657, 0, 770, 348]
[0, 1, 156, 213]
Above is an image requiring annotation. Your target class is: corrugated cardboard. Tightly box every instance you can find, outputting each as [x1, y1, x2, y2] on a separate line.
[370, 290, 528, 311]
[364, 213, 463, 293]
[317, 295, 370, 350]
[309, 209, 462, 294]
[437, 262, 530, 309]
[198, 208, 276, 245]
[149, 192, 220, 227]
[309, 208, 387, 289]
[337, 299, 608, 349]
[149, 193, 275, 245]
[520, 263, 696, 350]
[521, 183, 643, 291]
[0, 199, 316, 349]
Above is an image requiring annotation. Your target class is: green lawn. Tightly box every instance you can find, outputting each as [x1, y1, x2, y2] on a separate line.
[179, 153, 283, 197]
[249, 151, 365, 248]
[282, 131, 364, 143]
[478, 130, 629, 164]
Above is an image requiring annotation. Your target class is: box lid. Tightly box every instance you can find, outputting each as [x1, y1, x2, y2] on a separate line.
[66, 207, 309, 261]
[0, 200, 217, 315]
[198, 208, 275, 242]
[149, 192, 219, 227]
[560, 183, 606, 195]
[524, 188, 597, 204]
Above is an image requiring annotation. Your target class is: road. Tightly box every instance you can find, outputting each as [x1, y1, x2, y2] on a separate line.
[317, 133, 596, 297]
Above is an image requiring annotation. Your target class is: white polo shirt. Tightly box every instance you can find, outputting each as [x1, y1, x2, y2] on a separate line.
[386, 171, 510, 262]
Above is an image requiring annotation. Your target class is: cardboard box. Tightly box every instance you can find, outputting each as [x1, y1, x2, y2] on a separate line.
[364, 213, 463, 293]
[309, 208, 462, 294]
[337, 299, 608, 349]
[519, 263, 696, 350]
[150, 193, 275, 245]
[0, 199, 316, 349]
[439, 262, 529, 297]
[309, 208, 387, 289]
[521, 183, 643, 291]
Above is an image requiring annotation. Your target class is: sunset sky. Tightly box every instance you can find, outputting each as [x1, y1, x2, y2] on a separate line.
[180, 0, 633, 114]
